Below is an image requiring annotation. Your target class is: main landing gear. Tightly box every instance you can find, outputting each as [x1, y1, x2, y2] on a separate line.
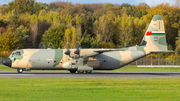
[69, 70, 92, 74]
[17, 68, 24, 73]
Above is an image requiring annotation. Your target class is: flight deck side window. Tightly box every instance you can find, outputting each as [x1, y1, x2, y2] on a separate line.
[17, 52, 20, 56]
[11, 52, 21, 57]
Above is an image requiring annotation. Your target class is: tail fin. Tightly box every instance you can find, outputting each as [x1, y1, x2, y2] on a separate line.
[140, 15, 167, 51]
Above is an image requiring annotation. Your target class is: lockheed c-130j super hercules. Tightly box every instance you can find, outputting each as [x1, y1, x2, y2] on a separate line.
[2, 15, 173, 73]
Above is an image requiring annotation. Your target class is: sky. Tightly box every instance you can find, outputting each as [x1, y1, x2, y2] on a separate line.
[0, 0, 177, 7]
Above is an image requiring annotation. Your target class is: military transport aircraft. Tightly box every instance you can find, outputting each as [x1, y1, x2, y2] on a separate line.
[2, 15, 173, 73]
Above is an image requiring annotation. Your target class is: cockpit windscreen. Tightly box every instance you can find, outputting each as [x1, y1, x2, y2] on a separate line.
[11, 52, 21, 57]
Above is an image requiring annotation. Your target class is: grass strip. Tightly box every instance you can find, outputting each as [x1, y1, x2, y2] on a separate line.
[0, 78, 180, 101]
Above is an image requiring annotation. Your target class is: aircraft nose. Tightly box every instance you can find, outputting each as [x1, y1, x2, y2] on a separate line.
[2, 58, 12, 67]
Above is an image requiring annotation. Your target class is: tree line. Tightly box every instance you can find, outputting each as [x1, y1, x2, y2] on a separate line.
[0, 0, 180, 58]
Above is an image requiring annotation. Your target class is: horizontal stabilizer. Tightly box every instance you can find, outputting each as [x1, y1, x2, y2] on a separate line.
[149, 50, 174, 53]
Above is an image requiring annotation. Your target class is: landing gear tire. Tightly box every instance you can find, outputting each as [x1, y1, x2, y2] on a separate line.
[85, 71, 92, 73]
[69, 70, 76, 73]
[77, 71, 84, 73]
[17, 68, 23, 73]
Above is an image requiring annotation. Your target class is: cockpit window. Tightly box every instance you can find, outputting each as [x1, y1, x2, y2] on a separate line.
[11, 52, 21, 56]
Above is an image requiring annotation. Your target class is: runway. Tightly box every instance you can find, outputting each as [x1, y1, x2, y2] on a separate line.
[0, 71, 180, 78]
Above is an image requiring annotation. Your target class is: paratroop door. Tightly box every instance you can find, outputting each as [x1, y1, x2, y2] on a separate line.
[102, 58, 107, 69]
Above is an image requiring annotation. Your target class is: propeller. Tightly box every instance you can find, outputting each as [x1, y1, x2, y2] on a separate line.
[64, 42, 82, 58]
[74, 42, 81, 55]
[48, 43, 53, 49]
[64, 43, 71, 56]
[39, 42, 44, 49]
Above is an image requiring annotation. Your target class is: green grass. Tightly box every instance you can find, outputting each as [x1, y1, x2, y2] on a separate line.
[0, 65, 15, 71]
[1, 64, 180, 71]
[0, 78, 180, 100]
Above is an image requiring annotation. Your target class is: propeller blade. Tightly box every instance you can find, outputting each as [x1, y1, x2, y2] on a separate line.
[74, 42, 81, 55]
[65, 50, 70, 55]
[39, 42, 44, 49]
[64, 43, 71, 56]
[74, 48, 79, 55]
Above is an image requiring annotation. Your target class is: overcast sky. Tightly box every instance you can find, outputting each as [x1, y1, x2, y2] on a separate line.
[0, 0, 177, 7]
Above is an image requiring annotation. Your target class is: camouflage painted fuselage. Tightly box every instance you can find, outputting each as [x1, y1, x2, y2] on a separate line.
[10, 46, 148, 70]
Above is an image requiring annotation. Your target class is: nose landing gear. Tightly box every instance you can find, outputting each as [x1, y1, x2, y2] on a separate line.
[17, 68, 24, 73]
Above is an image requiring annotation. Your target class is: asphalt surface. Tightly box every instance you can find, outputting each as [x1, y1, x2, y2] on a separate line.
[0, 71, 180, 78]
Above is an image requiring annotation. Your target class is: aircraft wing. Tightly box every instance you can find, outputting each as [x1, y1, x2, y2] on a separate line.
[93, 49, 125, 53]
[78, 49, 125, 58]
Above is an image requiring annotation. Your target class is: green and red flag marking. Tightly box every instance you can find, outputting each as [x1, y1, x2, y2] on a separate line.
[146, 31, 165, 36]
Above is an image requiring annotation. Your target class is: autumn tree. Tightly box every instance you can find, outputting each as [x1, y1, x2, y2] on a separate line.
[135, 10, 148, 18]
[0, 26, 21, 51]
[76, 14, 82, 41]
[63, 26, 77, 48]
[135, 3, 149, 18]
[33, 2, 41, 16]
[81, 14, 95, 37]
[38, 9, 47, 22]
[71, 27, 77, 48]
[103, 3, 114, 10]
[65, 14, 73, 28]
[93, 13, 115, 43]
[9, 10, 19, 27]
[80, 30, 91, 48]
[64, 28, 71, 47]
[47, 1, 73, 12]
[16, 25, 30, 48]
[43, 24, 66, 49]
[30, 14, 38, 48]
[136, 3, 150, 10]
[97, 42, 115, 48]
[6, 0, 35, 14]
[0, 32, 20, 51]
[117, 15, 134, 47]
[175, 30, 180, 55]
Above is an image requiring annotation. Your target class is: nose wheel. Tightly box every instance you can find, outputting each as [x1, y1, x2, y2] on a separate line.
[17, 68, 23, 73]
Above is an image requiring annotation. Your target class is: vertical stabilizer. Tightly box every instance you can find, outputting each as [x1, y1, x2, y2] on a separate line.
[140, 15, 167, 51]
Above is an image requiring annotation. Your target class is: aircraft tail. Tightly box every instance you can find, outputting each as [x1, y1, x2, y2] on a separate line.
[140, 15, 168, 52]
